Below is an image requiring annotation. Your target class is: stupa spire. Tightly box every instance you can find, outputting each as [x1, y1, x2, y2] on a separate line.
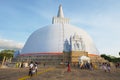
[57, 5, 64, 18]
[52, 4, 69, 24]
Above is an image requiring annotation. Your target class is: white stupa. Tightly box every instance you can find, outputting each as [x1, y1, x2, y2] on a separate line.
[20, 5, 99, 56]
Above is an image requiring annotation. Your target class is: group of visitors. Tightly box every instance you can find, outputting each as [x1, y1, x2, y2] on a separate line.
[16, 62, 28, 68]
[28, 61, 38, 77]
[102, 63, 111, 72]
[72, 62, 93, 70]
[79, 62, 93, 70]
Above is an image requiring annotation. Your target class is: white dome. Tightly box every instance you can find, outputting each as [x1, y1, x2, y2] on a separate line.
[21, 24, 99, 55]
[21, 5, 99, 55]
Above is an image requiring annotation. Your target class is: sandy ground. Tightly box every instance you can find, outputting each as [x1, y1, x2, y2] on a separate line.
[0, 66, 120, 80]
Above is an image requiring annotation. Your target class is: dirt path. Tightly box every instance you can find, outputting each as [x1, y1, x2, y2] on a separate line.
[29, 68, 120, 80]
[0, 67, 120, 80]
[0, 68, 29, 80]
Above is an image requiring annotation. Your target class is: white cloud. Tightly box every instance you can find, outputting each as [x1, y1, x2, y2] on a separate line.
[0, 39, 24, 50]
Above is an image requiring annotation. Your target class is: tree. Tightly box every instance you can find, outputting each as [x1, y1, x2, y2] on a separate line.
[1, 50, 14, 54]
[101, 54, 120, 63]
[101, 54, 112, 62]
[0, 50, 14, 61]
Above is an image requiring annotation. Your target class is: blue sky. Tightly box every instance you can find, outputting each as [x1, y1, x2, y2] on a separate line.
[0, 0, 120, 57]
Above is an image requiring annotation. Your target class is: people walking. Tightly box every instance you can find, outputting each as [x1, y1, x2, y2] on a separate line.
[107, 63, 111, 72]
[34, 62, 38, 75]
[67, 62, 71, 72]
[28, 61, 34, 77]
[102, 63, 107, 72]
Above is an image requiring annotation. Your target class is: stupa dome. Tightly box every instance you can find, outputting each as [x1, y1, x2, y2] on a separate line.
[21, 5, 99, 56]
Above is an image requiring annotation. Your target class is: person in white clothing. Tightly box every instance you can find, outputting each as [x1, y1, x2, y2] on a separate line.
[28, 61, 34, 76]
[34, 62, 38, 75]
[102, 63, 107, 72]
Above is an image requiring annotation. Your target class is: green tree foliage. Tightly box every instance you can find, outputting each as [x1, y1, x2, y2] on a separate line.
[0, 50, 14, 61]
[101, 54, 120, 63]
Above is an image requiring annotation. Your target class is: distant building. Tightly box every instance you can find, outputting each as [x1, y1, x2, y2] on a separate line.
[14, 50, 21, 58]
